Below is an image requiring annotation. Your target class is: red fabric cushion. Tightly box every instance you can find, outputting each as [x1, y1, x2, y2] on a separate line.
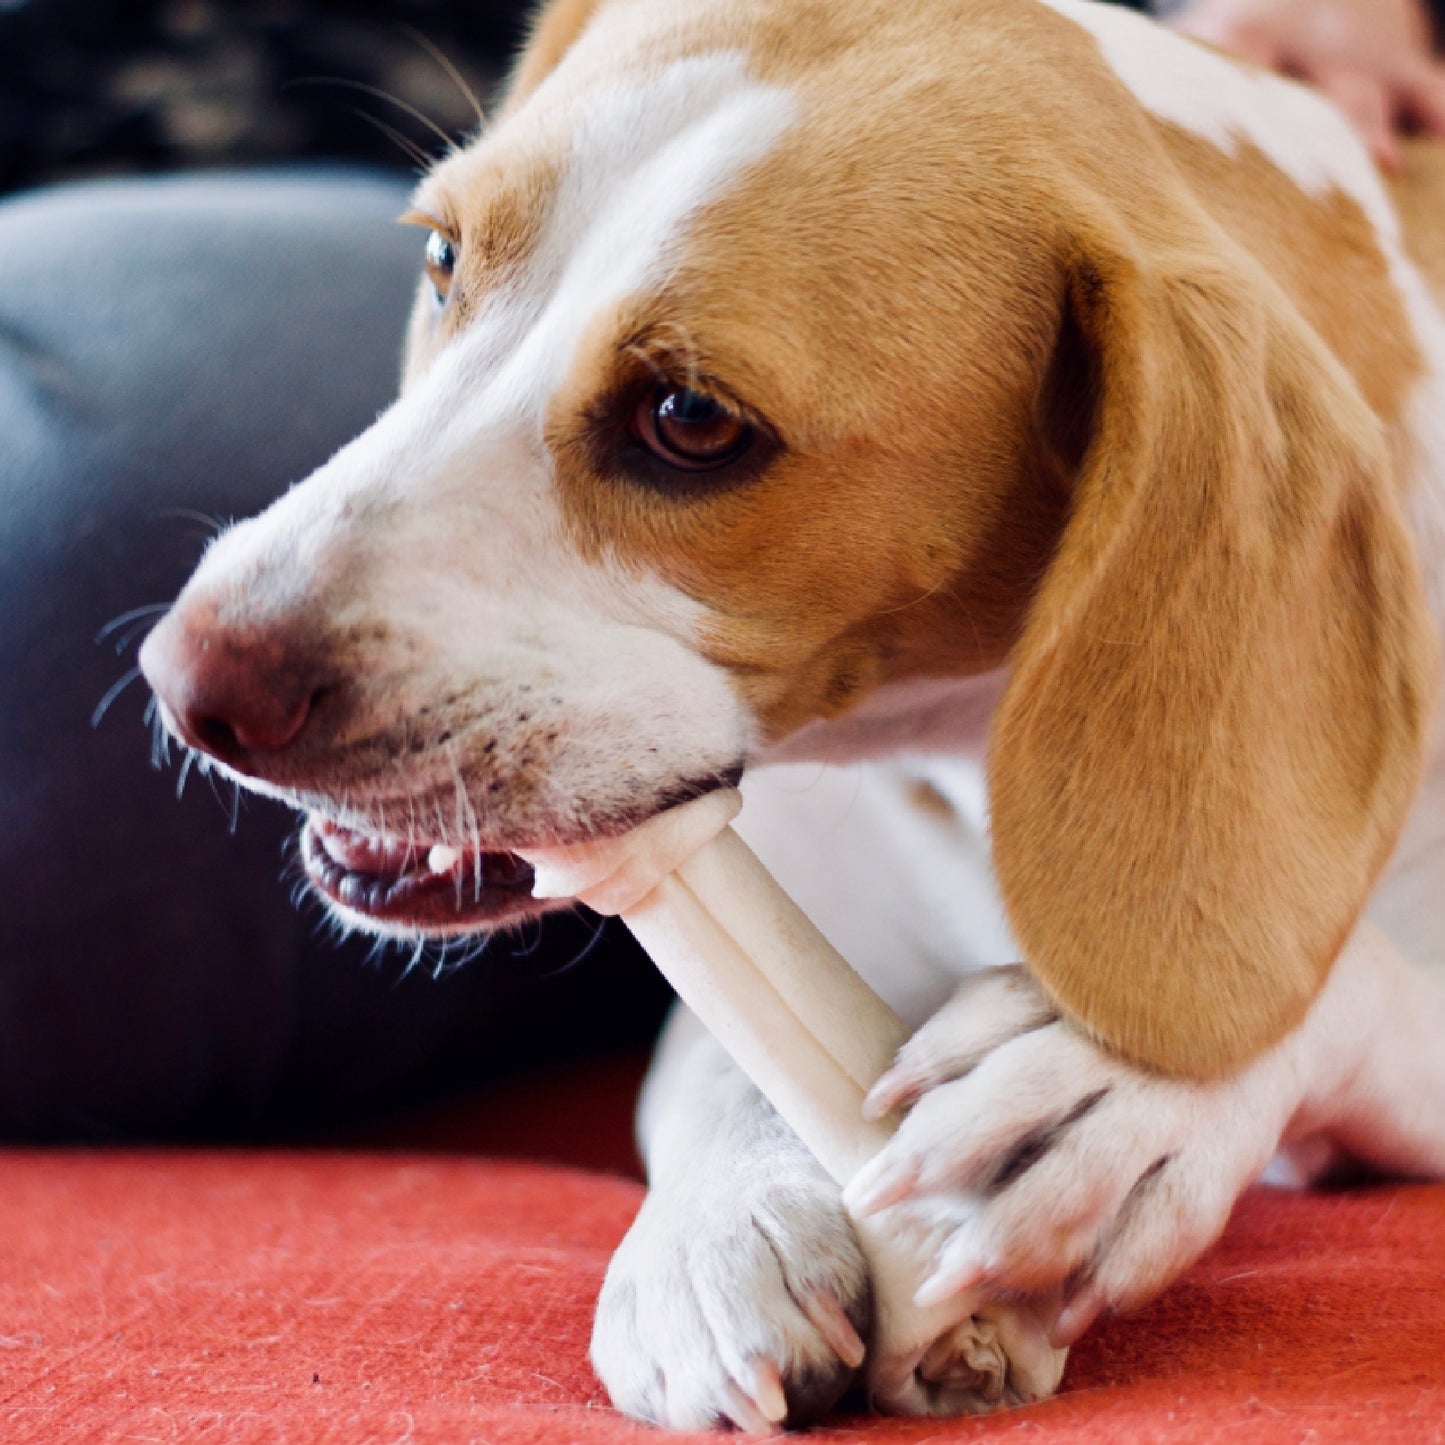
[4, 1057, 1443, 1443]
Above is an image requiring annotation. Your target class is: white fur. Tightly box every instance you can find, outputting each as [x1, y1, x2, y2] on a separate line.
[734, 760, 1013, 1028]
[598, 1006, 870, 1432]
[840, 925, 1445, 1340]
[465, 52, 797, 415]
[610, 756, 1445, 1420]
[178, 54, 796, 848]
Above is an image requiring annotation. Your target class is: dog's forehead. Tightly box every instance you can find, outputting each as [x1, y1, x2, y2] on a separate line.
[412, 50, 795, 409]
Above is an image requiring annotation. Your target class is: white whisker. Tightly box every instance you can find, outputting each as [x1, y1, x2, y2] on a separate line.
[401, 935, 427, 981]
[91, 666, 145, 728]
[154, 506, 229, 538]
[533, 914, 608, 980]
[175, 749, 196, 799]
[399, 24, 487, 131]
[96, 602, 171, 654]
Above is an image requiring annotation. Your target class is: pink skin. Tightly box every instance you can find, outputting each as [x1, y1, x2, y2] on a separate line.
[1169, 0, 1445, 170]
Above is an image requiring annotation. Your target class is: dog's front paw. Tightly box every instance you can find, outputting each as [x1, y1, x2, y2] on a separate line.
[592, 1158, 870, 1431]
[846, 966, 1287, 1346]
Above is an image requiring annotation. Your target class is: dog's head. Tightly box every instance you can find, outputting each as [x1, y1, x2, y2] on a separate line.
[140, 0, 1436, 1076]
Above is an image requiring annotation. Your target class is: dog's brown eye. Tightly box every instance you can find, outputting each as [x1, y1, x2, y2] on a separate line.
[424, 229, 457, 301]
[635, 386, 753, 471]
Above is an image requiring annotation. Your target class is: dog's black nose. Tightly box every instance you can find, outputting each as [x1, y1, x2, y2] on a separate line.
[139, 602, 316, 769]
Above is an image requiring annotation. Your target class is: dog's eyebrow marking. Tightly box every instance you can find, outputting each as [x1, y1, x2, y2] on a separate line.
[471, 51, 798, 413]
[399, 207, 454, 239]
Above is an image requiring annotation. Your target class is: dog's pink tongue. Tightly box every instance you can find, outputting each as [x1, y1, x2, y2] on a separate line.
[316, 820, 425, 878]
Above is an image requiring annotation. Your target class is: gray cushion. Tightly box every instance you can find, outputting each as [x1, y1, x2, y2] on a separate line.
[0, 172, 665, 1137]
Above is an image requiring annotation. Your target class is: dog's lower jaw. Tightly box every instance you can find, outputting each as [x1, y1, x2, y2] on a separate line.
[300, 814, 545, 935]
[296, 762, 749, 937]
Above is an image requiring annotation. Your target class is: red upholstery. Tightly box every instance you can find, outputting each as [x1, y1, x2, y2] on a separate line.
[5, 1056, 1443, 1443]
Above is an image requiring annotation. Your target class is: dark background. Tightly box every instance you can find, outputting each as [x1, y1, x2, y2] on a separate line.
[0, 0, 1171, 197]
[0, 1, 693, 1141]
[0, 0, 530, 194]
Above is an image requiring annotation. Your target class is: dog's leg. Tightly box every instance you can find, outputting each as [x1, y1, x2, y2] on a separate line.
[1286, 922, 1445, 1180]
[591, 1004, 871, 1430]
[845, 921, 1445, 1356]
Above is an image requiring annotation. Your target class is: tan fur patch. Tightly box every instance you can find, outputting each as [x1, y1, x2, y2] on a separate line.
[432, 0, 1443, 1075]
[541, 1, 1088, 736]
[401, 146, 559, 376]
[1391, 139, 1445, 301]
[1153, 125, 1422, 434]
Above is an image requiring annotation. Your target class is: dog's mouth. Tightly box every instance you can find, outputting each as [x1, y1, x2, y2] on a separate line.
[299, 766, 746, 935]
[301, 815, 541, 932]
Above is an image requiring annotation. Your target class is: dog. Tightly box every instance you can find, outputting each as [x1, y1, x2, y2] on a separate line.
[139, 0, 1445, 1428]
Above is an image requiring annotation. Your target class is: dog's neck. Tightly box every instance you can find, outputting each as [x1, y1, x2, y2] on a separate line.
[758, 670, 1008, 767]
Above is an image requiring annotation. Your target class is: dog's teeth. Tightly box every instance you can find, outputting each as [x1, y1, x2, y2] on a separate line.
[428, 845, 462, 874]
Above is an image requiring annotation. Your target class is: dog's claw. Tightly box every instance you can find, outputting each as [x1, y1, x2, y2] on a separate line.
[799, 1287, 867, 1369]
[1050, 1287, 1107, 1348]
[861, 1068, 915, 1121]
[913, 1250, 989, 1308]
[842, 1153, 919, 1218]
[747, 1357, 789, 1424]
[723, 1377, 780, 1435]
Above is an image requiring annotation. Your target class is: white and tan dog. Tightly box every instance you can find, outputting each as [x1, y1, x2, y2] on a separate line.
[140, 0, 1445, 1429]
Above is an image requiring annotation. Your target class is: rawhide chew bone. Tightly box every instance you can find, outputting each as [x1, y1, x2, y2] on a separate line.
[521, 788, 1066, 1418]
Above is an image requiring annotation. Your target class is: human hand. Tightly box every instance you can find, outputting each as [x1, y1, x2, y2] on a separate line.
[1167, 0, 1445, 168]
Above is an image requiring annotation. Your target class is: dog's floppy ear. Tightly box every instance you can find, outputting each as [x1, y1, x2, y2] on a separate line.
[989, 236, 1435, 1078]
